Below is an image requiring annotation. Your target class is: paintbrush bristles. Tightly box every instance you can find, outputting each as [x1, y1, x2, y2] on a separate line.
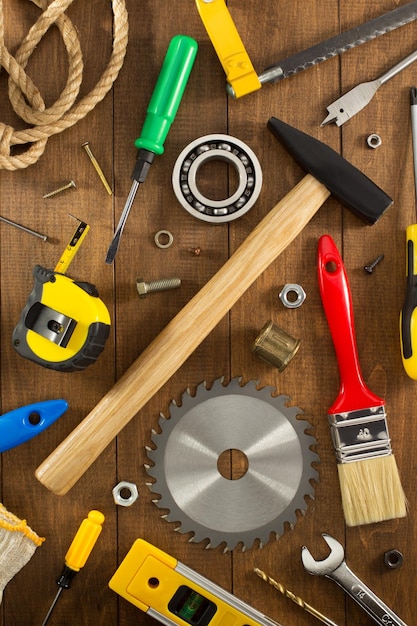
[338, 455, 408, 526]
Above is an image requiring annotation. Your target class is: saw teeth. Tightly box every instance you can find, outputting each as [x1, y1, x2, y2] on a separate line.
[145, 376, 320, 551]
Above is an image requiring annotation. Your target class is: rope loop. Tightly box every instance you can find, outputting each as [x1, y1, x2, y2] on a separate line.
[0, 0, 128, 170]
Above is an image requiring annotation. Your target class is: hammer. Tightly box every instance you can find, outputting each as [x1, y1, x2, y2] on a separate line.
[35, 118, 392, 495]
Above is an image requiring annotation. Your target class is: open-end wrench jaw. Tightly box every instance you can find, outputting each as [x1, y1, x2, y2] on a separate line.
[301, 533, 345, 576]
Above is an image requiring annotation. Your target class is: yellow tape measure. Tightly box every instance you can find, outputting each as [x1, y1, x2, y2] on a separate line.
[12, 217, 111, 372]
[54, 218, 90, 274]
[109, 539, 282, 626]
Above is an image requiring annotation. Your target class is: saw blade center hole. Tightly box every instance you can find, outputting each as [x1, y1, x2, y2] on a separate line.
[217, 448, 249, 480]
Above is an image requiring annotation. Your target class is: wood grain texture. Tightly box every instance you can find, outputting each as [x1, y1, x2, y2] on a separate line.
[1, 1, 416, 625]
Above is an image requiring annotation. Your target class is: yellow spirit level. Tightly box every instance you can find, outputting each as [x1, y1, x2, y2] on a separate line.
[109, 539, 282, 626]
[12, 220, 111, 372]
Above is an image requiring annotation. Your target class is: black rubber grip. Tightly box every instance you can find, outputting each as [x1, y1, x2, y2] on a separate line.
[268, 117, 393, 224]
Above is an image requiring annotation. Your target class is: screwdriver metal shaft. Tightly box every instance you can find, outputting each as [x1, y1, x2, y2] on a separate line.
[105, 179, 140, 263]
[41, 588, 63, 626]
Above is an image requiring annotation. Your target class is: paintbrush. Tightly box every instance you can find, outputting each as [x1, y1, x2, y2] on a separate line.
[317, 234, 407, 526]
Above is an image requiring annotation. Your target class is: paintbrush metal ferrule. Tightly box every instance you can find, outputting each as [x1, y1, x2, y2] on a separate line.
[329, 405, 392, 463]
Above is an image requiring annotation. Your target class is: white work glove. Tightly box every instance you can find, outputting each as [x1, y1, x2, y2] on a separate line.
[0, 503, 44, 602]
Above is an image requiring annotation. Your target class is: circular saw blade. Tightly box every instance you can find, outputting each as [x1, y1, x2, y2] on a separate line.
[146, 378, 319, 551]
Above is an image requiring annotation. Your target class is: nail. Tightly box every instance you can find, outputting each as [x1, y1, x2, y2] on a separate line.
[82, 141, 113, 195]
[0, 215, 48, 241]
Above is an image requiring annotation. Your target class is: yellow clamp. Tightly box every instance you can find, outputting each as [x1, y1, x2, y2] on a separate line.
[195, 0, 261, 98]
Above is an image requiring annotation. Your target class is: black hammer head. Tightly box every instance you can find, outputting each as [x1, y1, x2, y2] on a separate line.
[268, 117, 392, 224]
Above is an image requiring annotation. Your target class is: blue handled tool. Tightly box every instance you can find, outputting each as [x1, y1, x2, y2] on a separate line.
[0, 399, 68, 452]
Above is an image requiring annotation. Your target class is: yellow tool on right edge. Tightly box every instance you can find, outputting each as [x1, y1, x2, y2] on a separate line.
[400, 86, 417, 379]
[41, 510, 105, 626]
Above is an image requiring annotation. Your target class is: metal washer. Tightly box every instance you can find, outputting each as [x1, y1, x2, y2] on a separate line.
[172, 134, 262, 223]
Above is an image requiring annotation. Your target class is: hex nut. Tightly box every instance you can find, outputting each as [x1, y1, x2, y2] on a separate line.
[384, 549, 403, 569]
[112, 481, 139, 507]
[367, 133, 382, 149]
[279, 283, 306, 308]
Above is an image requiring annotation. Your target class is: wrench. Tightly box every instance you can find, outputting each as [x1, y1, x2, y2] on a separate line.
[301, 534, 408, 626]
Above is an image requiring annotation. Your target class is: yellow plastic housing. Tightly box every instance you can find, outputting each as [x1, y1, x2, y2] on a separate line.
[25, 273, 110, 363]
[195, 0, 261, 98]
[401, 223, 417, 379]
[109, 539, 278, 626]
[65, 510, 105, 571]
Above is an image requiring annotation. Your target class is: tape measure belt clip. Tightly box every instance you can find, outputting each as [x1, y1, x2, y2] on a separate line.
[12, 266, 111, 372]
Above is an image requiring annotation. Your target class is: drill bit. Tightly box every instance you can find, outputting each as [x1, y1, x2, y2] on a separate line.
[253, 568, 339, 626]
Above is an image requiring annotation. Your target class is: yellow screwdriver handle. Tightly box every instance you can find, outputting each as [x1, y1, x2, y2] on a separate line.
[400, 223, 417, 379]
[195, 0, 261, 98]
[65, 510, 105, 572]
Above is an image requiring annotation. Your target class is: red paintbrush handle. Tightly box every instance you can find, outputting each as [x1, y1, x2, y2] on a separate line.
[317, 235, 383, 413]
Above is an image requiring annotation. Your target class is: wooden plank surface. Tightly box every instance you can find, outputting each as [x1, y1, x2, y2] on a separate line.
[0, 1, 416, 624]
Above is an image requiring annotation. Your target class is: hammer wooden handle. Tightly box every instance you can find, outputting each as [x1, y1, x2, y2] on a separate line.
[36, 174, 330, 495]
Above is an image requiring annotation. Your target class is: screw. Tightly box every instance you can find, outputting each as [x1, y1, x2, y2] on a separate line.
[188, 246, 201, 256]
[43, 180, 77, 199]
[364, 254, 384, 274]
[136, 277, 181, 298]
[82, 141, 113, 195]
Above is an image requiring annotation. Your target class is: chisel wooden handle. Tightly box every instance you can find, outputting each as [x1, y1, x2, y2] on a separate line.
[35, 174, 330, 495]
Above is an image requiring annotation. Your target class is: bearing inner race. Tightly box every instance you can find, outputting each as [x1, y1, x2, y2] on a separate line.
[172, 134, 262, 223]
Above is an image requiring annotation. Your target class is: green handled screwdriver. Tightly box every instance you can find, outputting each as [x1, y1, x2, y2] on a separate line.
[105, 34, 198, 264]
[401, 86, 417, 379]
[41, 510, 105, 625]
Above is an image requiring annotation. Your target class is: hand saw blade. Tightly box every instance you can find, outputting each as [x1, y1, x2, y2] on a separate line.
[261, 1, 417, 84]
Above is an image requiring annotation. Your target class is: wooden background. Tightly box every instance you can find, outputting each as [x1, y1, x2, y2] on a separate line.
[0, 1, 416, 624]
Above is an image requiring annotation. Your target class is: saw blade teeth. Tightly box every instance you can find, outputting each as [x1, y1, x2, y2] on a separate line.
[145, 376, 320, 551]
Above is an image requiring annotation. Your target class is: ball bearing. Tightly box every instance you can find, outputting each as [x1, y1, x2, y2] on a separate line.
[172, 134, 262, 223]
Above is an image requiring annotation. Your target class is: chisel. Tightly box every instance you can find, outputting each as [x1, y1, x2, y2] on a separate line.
[105, 35, 197, 264]
[400, 87, 417, 378]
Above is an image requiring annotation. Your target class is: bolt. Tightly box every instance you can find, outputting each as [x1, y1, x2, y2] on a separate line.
[136, 277, 181, 298]
[43, 180, 76, 199]
[364, 254, 384, 274]
[82, 141, 113, 195]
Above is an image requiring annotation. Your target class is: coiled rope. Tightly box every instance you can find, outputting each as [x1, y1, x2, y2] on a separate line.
[0, 0, 128, 170]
